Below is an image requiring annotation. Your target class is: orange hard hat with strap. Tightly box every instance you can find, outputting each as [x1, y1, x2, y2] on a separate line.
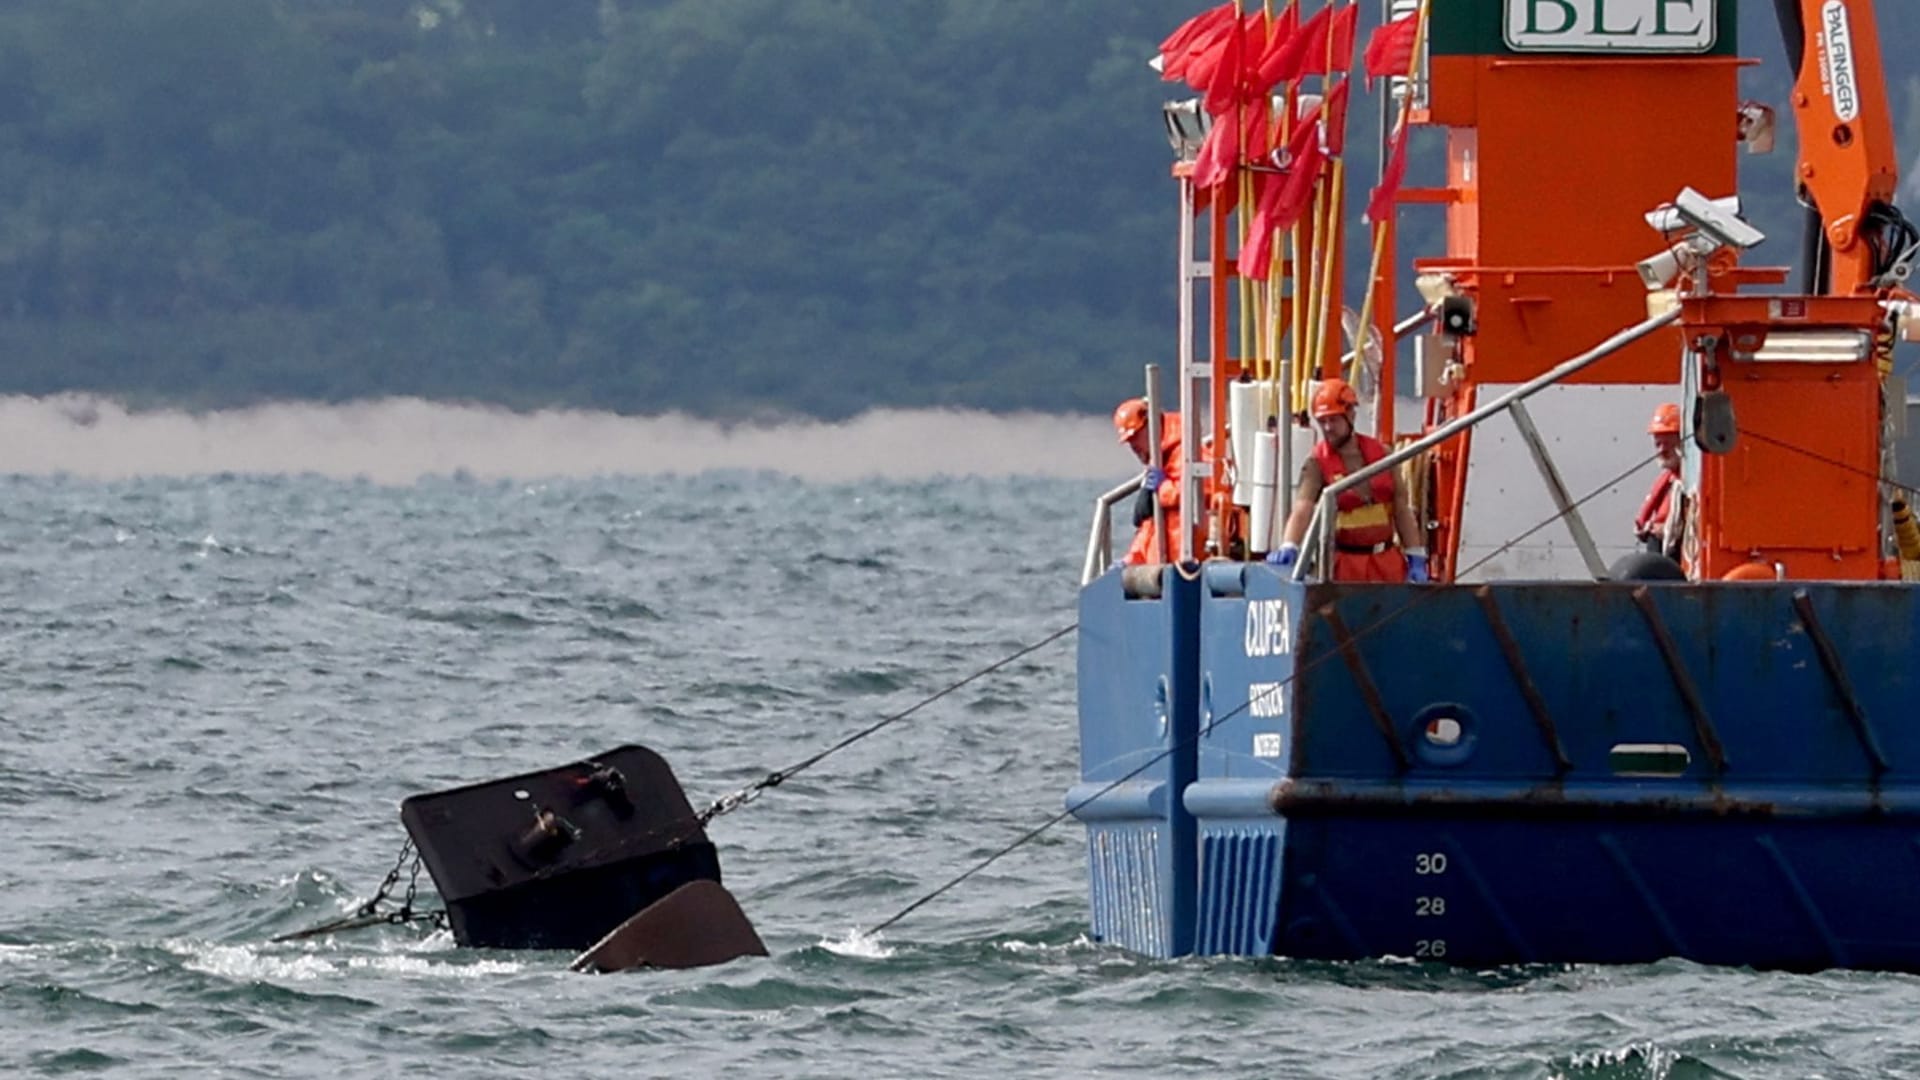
[1648, 402, 1682, 436]
[1310, 378, 1359, 421]
[1113, 398, 1149, 443]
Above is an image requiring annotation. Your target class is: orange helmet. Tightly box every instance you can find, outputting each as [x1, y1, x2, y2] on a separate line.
[1648, 402, 1682, 436]
[1722, 561, 1777, 581]
[1310, 378, 1359, 421]
[1113, 398, 1149, 443]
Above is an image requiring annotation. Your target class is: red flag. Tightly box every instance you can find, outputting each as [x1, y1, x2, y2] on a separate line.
[1268, 116, 1326, 231]
[1160, 5, 1235, 83]
[1243, 98, 1273, 165]
[1201, 14, 1249, 115]
[1314, 5, 1358, 76]
[1160, 3, 1232, 61]
[1365, 122, 1410, 225]
[1159, 4, 1232, 80]
[1322, 78, 1351, 155]
[1363, 12, 1420, 80]
[1238, 117, 1327, 279]
[1262, 4, 1359, 83]
[1182, 19, 1236, 91]
[1255, 3, 1326, 88]
[1245, 4, 1297, 96]
[1238, 175, 1281, 281]
[1191, 106, 1240, 190]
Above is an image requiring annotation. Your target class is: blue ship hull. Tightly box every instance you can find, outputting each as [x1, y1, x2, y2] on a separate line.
[1070, 565, 1920, 970]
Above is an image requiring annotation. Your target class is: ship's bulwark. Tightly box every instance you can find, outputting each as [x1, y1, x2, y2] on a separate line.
[1069, 568, 1200, 958]
[1075, 565, 1920, 971]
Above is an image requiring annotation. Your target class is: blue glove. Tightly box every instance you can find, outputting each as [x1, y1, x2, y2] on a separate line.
[1143, 467, 1166, 493]
[1406, 550, 1430, 583]
[1266, 542, 1300, 568]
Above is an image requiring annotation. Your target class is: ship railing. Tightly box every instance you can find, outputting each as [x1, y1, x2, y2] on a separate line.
[1082, 476, 1145, 585]
[1295, 307, 1684, 583]
[1083, 308, 1439, 588]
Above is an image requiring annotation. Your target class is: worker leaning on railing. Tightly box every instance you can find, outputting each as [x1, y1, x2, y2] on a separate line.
[1113, 397, 1214, 565]
[1267, 378, 1429, 583]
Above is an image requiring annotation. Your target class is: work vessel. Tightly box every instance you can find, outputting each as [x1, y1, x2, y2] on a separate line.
[1072, 0, 1920, 970]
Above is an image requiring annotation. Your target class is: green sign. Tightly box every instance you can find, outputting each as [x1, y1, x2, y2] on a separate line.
[1429, 0, 1737, 56]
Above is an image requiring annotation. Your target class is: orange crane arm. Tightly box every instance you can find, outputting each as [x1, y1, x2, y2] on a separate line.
[1778, 0, 1912, 293]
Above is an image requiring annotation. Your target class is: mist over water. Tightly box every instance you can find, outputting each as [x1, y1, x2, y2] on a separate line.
[0, 396, 1122, 483]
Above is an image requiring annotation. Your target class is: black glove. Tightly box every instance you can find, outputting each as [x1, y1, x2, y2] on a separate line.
[1132, 487, 1156, 527]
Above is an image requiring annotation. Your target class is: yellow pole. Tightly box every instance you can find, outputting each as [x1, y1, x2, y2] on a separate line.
[1347, 0, 1432, 386]
[1231, 2, 1255, 380]
[1305, 3, 1349, 388]
[1282, 84, 1304, 416]
[1254, 0, 1274, 382]
[1302, 179, 1327, 376]
[1310, 151, 1345, 384]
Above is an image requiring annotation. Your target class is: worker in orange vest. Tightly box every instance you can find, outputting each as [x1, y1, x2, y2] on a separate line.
[1634, 402, 1684, 555]
[1267, 378, 1427, 582]
[1114, 397, 1188, 565]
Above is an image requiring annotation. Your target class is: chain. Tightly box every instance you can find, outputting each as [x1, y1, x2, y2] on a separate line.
[695, 770, 786, 826]
[354, 837, 414, 917]
[397, 847, 426, 917]
[271, 837, 449, 942]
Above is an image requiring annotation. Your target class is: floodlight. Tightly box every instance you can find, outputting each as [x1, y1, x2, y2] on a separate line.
[1162, 98, 1210, 161]
[1645, 193, 1742, 235]
[1413, 272, 1461, 306]
[1673, 186, 1766, 250]
[1637, 241, 1695, 290]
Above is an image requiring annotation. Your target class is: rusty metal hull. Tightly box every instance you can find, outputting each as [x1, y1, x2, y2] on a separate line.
[1074, 565, 1920, 970]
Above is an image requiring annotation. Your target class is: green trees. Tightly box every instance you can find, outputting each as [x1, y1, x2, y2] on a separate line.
[0, 1, 1913, 418]
[0, 0, 1205, 416]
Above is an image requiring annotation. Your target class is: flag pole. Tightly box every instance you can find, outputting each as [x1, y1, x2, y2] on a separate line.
[1347, 0, 1431, 390]
[1306, 3, 1351, 391]
[1251, 0, 1282, 382]
[1230, 2, 1257, 382]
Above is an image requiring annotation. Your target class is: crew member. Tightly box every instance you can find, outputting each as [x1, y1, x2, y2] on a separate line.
[1114, 397, 1185, 565]
[1267, 378, 1427, 582]
[1634, 402, 1683, 555]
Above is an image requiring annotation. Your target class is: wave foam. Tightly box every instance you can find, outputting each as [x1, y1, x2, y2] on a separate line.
[176, 941, 523, 982]
[819, 929, 895, 959]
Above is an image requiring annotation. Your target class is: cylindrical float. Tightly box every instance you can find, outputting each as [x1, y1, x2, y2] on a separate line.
[1250, 430, 1280, 553]
[1228, 378, 1263, 507]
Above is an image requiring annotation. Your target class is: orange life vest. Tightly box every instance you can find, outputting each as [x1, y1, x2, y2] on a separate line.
[1122, 412, 1216, 565]
[1635, 467, 1679, 540]
[1312, 434, 1397, 550]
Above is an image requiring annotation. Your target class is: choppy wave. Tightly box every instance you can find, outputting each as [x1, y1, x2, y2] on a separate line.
[5, 472, 1920, 1079]
[819, 929, 896, 960]
[176, 940, 524, 983]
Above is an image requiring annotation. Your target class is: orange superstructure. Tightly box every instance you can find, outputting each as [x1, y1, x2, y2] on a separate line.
[1385, 0, 1909, 583]
[1148, 0, 1910, 584]
[1403, 5, 1739, 579]
[1673, 1, 1906, 580]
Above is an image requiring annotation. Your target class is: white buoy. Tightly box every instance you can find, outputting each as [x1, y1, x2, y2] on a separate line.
[1228, 379, 1263, 507]
[1250, 430, 1280, 552]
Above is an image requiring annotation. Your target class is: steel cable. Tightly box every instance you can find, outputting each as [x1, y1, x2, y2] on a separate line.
[866, 449, 1661, 936]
